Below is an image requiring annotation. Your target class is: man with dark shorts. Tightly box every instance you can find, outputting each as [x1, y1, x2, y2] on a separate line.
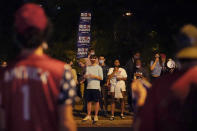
[83, 55, 103, 122]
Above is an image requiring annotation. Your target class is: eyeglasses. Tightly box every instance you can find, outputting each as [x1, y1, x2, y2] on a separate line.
[90, 58, 96, 60]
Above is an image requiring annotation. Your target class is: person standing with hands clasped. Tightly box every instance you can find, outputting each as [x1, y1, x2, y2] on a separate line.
[82, 55, 103, 122]
[107, 59, 127, 120]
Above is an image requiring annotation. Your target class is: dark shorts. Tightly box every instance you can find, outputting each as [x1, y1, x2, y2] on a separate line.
[86, 89, 100, 102]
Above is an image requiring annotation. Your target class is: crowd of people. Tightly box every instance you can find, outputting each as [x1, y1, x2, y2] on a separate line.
[0, 2, 196, 131]
[75, 47, 177, 121]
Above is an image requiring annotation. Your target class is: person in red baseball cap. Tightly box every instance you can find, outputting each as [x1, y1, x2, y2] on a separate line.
[14, 3, 50, 49]
[0, 3, 76, 131]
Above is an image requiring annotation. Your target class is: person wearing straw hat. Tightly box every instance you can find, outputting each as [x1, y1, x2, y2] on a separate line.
[134, 24, 197, 131]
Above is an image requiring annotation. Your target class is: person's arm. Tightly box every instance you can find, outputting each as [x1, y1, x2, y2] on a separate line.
[58, 65, 77, 131]
[85, 66, 103, 81]
[87, 74, 102, 81]
[97, 66, 103, 81]
[117, 68, 127, 81]
[58, 105, 76, 131]
[117, 77, 127, 81]
[105, 68, 112, 87]
[107, 68, 117, 80]
[150, 59, 159, 71]
[134, 81, 158, 131]
[84, 74, 102, 81]
[71, 69, 78, 84]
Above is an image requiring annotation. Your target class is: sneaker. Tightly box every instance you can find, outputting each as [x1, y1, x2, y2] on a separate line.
[120, 114, 125, 119]
[109, 116, 115, 121]
[94, 116, 99, 122]
[83, 115, 92, 121]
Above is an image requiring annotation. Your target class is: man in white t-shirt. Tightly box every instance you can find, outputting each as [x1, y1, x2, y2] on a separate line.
[107, 59, 127, 120]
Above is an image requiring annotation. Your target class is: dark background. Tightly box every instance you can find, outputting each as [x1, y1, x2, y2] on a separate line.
[0, 0, 197, 66]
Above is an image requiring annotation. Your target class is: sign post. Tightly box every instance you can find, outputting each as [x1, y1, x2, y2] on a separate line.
[77, 12, 91, 58]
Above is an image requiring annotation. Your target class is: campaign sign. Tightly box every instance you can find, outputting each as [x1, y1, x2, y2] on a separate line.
[79, 24, 91, 32]
[77, 12, 91, 58]
[80, 12, 91, 21]
[77, 45, 90, 58]
[78, 36, 91, 44]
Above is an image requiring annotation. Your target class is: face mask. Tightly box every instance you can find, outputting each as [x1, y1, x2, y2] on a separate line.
[134, 56, 140, 59]
[115, 65, 120, 67]
[99, 60, 104, 64]
[136, 65, 141, 68]
[90, 52, 95, 55]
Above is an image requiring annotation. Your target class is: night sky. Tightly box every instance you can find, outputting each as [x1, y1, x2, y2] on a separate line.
[0, 0, 197, 63]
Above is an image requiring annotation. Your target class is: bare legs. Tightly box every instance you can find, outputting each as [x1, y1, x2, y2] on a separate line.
[87, 101, 99, 116]
[111, 92, 125, 117]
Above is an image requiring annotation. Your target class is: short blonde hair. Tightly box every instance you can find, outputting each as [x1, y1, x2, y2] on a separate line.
[78, 58, 86, 64]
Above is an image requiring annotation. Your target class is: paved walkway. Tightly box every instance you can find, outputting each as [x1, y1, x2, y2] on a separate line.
[73, 102, 134, 127]
[78, 127, 133, 131]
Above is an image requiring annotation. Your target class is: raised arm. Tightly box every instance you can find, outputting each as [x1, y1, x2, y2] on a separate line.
[107, 67, 118, 80]
[150, 58, 159, 71]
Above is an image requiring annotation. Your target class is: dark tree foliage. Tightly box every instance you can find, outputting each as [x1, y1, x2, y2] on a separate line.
[0, 0, 197, 66]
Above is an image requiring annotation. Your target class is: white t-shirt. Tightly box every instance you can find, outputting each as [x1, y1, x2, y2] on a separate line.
[107, 67, 127, 90]
[86, 65, 103, 90]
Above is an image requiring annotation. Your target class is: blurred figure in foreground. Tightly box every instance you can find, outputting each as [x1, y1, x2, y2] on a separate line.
[131, 78, 151, 112]
[134, 24, 197, 131]
[0, 3, 76, 131]
[131, 59, 151, 112]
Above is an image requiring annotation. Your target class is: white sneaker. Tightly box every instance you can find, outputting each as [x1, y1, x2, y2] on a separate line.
[110, 116, 115, 121]
[120, 114, 125, 119]
[83, 115, 92, 121]
[94, 115, 99, 122]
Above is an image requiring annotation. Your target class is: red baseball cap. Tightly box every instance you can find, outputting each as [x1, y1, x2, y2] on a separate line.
[15, 3, 47, 34]
[160, 53, 166, 58]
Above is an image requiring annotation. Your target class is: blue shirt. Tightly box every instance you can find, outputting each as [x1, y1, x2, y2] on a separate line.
[86, 65, 103, 90]
[150, 61, 162, 76]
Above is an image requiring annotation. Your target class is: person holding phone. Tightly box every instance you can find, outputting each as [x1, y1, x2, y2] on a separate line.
[150, 53, 162, 82]
[107, 59, 127, 120]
